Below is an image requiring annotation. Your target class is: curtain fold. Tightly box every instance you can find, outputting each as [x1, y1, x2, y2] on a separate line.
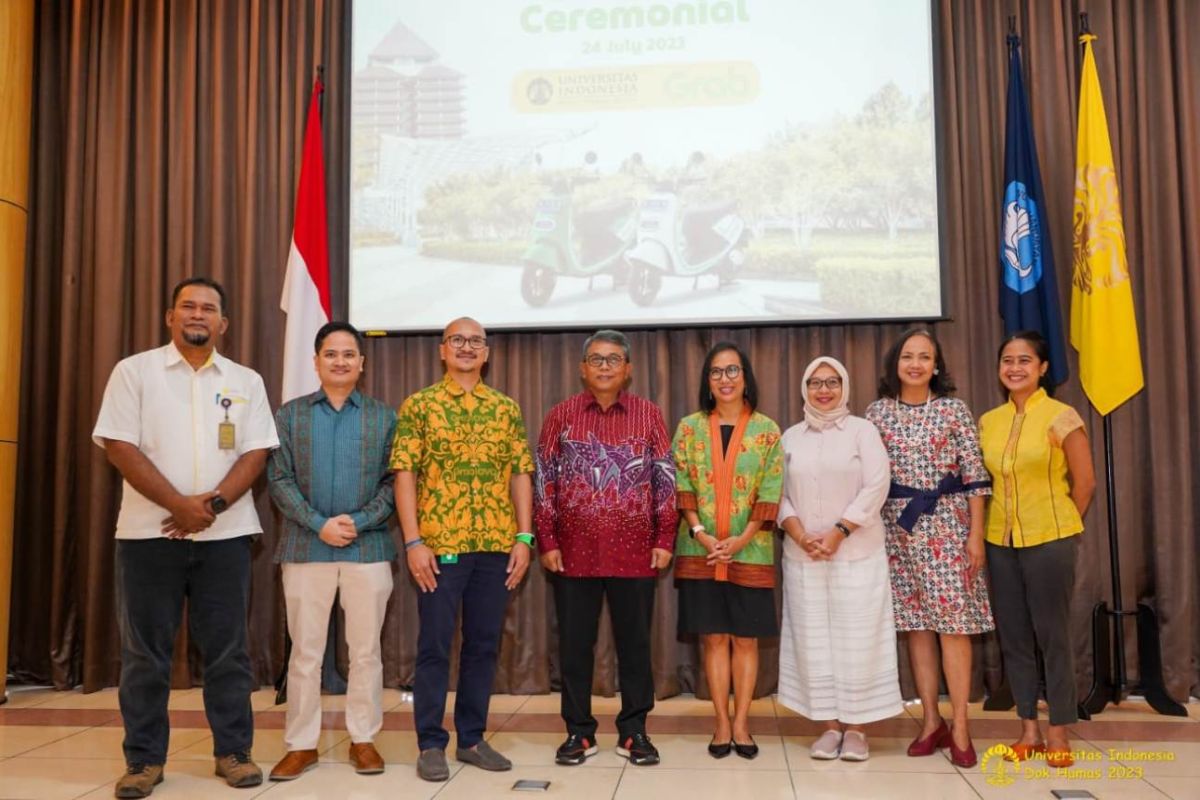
[12, 0, 1198, 703]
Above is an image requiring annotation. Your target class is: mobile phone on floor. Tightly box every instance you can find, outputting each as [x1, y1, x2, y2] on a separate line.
[513, 779, 551, 791]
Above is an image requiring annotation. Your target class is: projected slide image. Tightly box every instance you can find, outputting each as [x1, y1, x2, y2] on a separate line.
[350, 0, 941, 331]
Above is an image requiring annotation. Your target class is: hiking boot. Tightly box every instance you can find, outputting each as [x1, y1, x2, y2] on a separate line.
[114, 764, 163, 798]
[214, 751, 263, 788]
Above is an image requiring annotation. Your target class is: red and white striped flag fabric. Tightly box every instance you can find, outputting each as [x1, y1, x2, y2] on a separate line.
[280, 77, 332, 403]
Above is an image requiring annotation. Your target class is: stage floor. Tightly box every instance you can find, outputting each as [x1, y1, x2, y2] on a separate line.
[0, 687, 1196, 799]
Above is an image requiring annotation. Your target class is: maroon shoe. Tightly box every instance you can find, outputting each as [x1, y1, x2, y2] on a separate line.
[948, 736, 978, 768]
[906, 720, 950, 757]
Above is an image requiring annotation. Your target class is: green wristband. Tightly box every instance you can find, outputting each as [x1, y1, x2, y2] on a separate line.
[515, 532, 535, 547]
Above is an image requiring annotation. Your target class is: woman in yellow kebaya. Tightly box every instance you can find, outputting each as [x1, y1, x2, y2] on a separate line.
[979, 331, 1095, 769]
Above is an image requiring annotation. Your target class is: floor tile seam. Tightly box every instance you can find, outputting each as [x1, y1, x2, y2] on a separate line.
[1143, 774, 1187, 799]
[610, 758, 626, 800]
[429, 762, 467, 797]
[4, 717, 121, 760]
[60, 765, 119, 800]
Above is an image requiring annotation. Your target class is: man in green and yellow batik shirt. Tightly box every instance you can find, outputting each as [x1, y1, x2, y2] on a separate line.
[390, 316, 535, 783]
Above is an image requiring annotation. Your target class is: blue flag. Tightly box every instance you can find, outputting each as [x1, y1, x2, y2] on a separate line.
[999, 33, 1069, 386]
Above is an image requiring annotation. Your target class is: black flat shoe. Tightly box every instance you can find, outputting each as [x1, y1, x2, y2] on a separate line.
[733, 738, 759, 759]
[708, 739, 732, 758]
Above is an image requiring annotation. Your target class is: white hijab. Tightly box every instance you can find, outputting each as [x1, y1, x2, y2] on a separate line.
[801, 356, 851, 431]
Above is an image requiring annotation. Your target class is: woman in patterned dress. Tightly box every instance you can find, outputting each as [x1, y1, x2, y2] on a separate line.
[673, 342, 783, 760]
[865, 328, 993, 768]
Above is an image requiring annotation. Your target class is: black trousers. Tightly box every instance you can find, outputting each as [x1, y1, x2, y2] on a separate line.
[116, 537, 255, 765]
[987, 537, 1079, 726]
[554, 575, 656, 740]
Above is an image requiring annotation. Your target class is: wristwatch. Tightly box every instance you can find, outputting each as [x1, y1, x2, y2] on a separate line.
[834, 521, 851, 537]
[210, 494, 229, 515]
[689, 524, 706, 539]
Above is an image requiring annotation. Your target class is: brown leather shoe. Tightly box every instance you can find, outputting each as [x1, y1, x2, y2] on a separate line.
[349, 742, 385, 774]
[268, 750, 319, 781]
[114, 764, 163, 798]
[214, 751, 263, 788]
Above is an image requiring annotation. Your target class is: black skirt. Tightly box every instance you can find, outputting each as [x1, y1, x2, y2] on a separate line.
[676, 578, 778, 639]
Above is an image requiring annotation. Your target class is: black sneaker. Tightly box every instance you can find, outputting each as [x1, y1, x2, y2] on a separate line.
[616, 732, 660, 766]
[555, 733, 598, 765]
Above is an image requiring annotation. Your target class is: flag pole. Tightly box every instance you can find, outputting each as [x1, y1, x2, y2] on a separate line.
[316, 64, 325, 121]
[983, 14, 1024, 715]
[1073, 13, 1184, 717]
[275, 64, 347, 705]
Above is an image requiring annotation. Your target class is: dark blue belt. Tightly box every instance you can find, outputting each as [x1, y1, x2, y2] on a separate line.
[889, 472, 991, 532]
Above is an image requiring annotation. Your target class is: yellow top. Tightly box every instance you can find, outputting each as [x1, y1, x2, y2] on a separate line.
[979, 389, 1086, 547]
[389, 375, 534, 554]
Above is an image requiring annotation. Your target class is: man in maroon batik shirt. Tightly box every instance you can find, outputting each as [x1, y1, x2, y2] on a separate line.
[535, 329, 677, 768]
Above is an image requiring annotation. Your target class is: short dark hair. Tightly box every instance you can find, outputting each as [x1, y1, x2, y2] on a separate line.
[998, 330, 1055, 395]
[699, 341, 758, 413]
[877, 326, 957, 399]
[171, 276, 227, 314]
[314, 321, 364, 354]
[581, 329, 630, 361]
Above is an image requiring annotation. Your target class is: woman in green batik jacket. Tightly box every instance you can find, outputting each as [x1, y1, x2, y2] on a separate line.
[672, 341, 783, 761]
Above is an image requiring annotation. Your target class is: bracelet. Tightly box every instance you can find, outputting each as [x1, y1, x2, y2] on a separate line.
[689, 524, 706, 539]
[515, 532, 536, 547]
[834, 521, 851, 537]
[404, 538, 425, 551]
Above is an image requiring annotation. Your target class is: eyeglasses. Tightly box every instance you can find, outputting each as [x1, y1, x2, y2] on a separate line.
[585, 354, 627, 368]
[806, 377, 842, 391]
[708, 365, 743, 381]
[443, 334, 487, 350]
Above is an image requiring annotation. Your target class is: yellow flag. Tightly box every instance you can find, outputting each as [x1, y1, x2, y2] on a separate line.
[1070, 34, 1144, 416]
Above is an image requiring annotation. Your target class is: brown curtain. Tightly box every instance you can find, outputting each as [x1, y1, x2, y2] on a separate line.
[11, 0, 1198, 705]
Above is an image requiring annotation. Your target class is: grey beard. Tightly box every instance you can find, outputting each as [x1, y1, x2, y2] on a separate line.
[183, 329, 210, 346]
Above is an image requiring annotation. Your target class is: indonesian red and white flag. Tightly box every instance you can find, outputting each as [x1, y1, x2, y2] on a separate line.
[280, 77, 332, 403]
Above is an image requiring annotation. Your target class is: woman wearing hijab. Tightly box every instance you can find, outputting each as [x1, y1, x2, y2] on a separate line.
[673, 341, 783, 759]
[776, 357, 901, 762]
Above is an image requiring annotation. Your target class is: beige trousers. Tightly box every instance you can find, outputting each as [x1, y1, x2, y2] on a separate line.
[281, 561, 393, 750]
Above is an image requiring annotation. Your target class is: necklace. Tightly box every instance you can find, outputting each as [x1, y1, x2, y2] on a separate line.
[896, 392, 932, 423]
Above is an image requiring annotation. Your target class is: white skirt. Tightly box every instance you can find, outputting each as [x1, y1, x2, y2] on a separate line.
[776, 549, 903, 724]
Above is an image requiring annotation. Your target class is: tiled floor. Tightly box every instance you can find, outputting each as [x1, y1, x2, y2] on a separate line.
[0, 685, 1195, 799]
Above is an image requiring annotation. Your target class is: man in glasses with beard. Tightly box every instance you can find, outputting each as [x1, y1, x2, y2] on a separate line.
[93, 277, 278, 798]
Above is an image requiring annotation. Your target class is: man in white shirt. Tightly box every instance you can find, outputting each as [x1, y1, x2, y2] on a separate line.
[93, 277, 278, 799]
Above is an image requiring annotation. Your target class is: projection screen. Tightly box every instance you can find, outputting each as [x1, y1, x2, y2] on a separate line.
[349, 0, 942, 332]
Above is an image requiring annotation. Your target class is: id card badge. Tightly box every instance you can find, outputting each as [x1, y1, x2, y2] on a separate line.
[438, 554, 459, 565]
[218, 398, 236, 450]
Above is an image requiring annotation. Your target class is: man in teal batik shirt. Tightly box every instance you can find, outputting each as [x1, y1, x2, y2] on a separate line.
[267, 321, 397, 782]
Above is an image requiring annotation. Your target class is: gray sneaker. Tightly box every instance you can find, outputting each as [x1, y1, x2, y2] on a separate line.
[456, 740, 512, 771]
[417, 748, 451, 782]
